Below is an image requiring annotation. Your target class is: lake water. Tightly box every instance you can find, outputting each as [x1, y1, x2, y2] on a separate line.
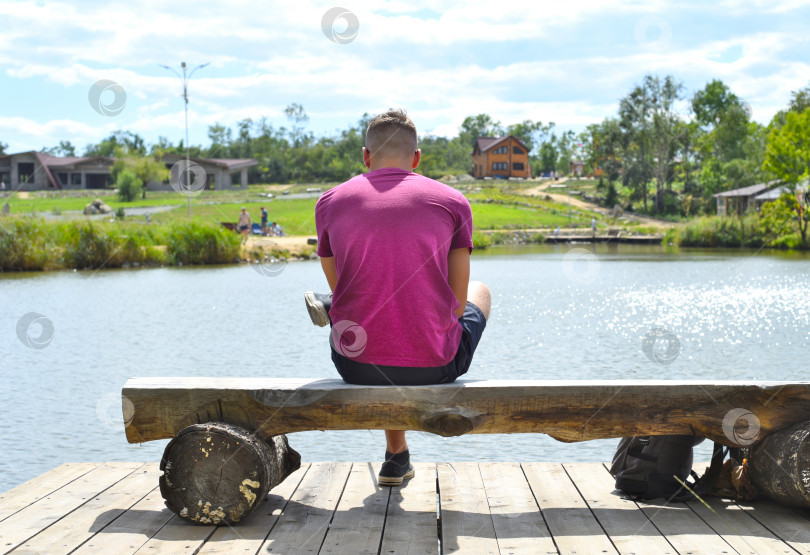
[2, 244, 810, 492]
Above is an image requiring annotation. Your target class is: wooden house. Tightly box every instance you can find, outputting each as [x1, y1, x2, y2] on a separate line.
[472, 136, 531, 179]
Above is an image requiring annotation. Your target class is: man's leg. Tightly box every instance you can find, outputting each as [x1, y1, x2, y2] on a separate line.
[382, 281, 490, 475]
[468, 280, 491, 319]
[386, 430, 408, 454]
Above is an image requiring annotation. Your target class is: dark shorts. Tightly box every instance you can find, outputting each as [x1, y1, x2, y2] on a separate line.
[331, 301, 487, 386]
[238, 224, 249, 231]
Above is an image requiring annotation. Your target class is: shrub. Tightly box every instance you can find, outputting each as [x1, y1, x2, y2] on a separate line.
[116, 170, 143, 202]
[670, 215, 767, 248]
[0, 218, 50, 271]
[165, 221, 241, 265]
[472, 230, 492, 249]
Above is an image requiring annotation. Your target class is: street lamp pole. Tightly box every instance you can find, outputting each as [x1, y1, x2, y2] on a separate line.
[160, 61, 209, 220]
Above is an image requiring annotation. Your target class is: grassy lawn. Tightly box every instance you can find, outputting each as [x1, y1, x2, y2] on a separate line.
[471, 202, 594, 229]
[2, 188, 277, 214]
[2, 182, 610, 235]
[150, 198, 319, 235]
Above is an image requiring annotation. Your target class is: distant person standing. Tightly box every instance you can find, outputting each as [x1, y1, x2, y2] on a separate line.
[238, 207, 251, 244]
[260, 206, 268, 235]
[0, 179, 6, 191]
[591, 217, 597, 239]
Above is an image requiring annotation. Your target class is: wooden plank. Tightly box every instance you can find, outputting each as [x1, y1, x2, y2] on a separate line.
[637, 500, 739, 555]
[603, 458, 740, 555]
[687, 496, 799, 555]
[259, 462, 352, 553]
[478, 462, 556, 554]
[9, 463, 157, 555]
[379, 462, 438, 555]
[563, 463, 675, 555]
[0, 463, 102, 522]
[523, 462, 618, 555]
[438, 462, 499, 554]
[130, 514, 216, 554]
[72, 483, 174, 554]
[123, 378, 810, 446]
[0, 463, 143, 553]
[319, 462, 389, 554]
[196, 464, 310, 554]
[734, 499, 810, 554]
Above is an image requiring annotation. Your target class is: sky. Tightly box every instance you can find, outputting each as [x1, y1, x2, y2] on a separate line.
[2, 0, 810, 154]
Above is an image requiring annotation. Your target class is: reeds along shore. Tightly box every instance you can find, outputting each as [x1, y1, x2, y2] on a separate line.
[0, 217, 242, 272]
[665, 215, 807, 249]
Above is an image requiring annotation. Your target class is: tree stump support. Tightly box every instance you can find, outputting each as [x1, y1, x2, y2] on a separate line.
[159, 422, 300, 525]
[748, 419, 810, 508]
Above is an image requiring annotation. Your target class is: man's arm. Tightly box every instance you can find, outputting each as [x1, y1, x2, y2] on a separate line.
[448, 247, 470, 318]
[320, 256, 338, 291]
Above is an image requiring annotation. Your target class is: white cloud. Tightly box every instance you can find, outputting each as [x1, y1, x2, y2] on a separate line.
[1, 0, 809, 151]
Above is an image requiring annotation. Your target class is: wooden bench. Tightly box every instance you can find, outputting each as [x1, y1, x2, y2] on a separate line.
[122, 377, 810, 525]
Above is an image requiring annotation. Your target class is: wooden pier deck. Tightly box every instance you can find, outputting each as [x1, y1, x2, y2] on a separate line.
[2, 461, 810, 554]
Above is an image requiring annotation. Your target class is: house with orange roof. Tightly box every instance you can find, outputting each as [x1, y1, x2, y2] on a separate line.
[471, 135, 531, 179]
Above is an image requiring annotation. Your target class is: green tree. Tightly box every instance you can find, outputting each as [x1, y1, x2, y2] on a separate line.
[43, 140, 76, 157]
[85, 131, 146, 157]
[459, 114, 504, 148]
[619, 78, 656, 210]
[605, 181, 618, 208]
[770, 85, 810, 129]
[112, 149, 169, 199]
[789, 86, 810, 114]
[692, 80, 749, 162]
[116, 169, 142, 202]
[763, 109, 810, 243]
[760, 193, 797, 239]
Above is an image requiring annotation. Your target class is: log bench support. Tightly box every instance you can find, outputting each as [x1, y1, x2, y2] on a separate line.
[159, 423, 300, 525]
[121, 378, 810, 524]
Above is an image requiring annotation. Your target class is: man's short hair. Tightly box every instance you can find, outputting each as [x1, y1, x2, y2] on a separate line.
[365, 109, 418, 158]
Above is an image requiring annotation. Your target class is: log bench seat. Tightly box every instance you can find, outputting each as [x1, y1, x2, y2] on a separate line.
[121, 377, 810, 525]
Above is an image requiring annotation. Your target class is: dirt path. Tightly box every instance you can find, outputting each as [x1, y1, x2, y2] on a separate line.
[518, 180, 677, 230]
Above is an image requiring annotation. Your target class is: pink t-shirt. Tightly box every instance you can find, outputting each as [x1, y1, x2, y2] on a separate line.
[315, 167, 474, 367]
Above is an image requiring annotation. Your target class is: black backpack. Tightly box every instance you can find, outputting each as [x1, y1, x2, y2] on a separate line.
[610, 435, 726, 501]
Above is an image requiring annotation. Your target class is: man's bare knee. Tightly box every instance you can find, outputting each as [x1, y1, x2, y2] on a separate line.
[468, 281, 491, 320]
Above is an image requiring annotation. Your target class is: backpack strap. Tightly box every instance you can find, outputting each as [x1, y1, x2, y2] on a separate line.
[671, 442, 727, 502]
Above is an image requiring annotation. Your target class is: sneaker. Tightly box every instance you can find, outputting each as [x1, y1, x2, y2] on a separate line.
[378, 450, 415, 486]
[304, 291, 332, 327]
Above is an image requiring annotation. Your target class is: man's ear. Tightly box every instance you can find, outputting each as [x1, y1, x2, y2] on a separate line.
[412, 149, 421, 170]
[362, 147, 371, 168]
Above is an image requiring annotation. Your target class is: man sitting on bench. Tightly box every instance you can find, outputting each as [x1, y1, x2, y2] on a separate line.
[304, 108, 491, 486]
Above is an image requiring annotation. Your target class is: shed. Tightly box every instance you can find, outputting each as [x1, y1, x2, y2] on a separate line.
[712, 181, 778, 216]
